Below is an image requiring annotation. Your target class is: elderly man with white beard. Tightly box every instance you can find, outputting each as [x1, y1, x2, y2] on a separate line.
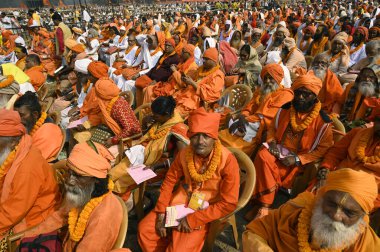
[243, 168, 380, 251]
[0, 74, 19, 110]
[310, 54, 344, 115]
[62, 141, 123, 252]
[340, 67, 379, 126]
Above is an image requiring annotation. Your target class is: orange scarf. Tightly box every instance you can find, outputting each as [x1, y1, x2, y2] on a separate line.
[299, 38, 312, 52]
[349, 42, 364, 55]
[311, 36, 328, 56]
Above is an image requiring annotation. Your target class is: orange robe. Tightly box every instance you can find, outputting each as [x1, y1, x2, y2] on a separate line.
[138, 145, 240, 252]
[253, 106, 334, 205]
[0, 136, 60, 236]
[0, 35, 17, 55]
[32, 123, 63, 162]
[63, 193, 123, 252]
[340, 83, 374, 121]
[219, 88, 294, 156]
[80, 87, 102, 126]
[321, 127, 380, 209]
[318, 69, 344, 114]
[173, 68, 225, 118]
[243, 192, 380, 251]
[24, 65, 47, 91]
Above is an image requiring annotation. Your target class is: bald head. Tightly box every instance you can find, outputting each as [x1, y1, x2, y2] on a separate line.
[25, 54, 41, 70]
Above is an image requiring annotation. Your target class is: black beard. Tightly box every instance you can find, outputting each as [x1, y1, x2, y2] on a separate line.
[292, 98, 317, 112]
[313, 32, 322, 40]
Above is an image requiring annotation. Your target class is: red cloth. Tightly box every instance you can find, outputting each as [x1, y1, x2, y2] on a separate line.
[0, 109, 26, 136]
[218, 41, 238, 73]
[56, 27, 64, 54]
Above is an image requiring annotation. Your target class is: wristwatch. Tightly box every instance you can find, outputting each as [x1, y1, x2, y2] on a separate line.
[294, 155, 301, 166]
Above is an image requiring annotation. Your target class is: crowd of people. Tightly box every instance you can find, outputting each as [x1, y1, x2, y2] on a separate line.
[1, 0, 380, 251]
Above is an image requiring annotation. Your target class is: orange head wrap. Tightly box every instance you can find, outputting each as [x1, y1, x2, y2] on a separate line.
[0, 109, 26, 137]
[356, 26, 369, 41]
[155, 31, 166, 50]
[32, 123, 63, 162]
[165, 38, 176, 47]
[1, 30, 13, 39]
[318, 168, 378, 215]
[183, 44, 195, 57]
[188, 107, 220, 139]
[67, 141, 114, 179]
[87, 61, 109, 79]
[260, 63, 284, 85]
[203, 48, 218, 63]
[291, 72, 322, 95]
[71, 44, 85, 53]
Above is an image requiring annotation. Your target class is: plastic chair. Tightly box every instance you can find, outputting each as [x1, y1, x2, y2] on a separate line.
[220, 84, 253, 115]
[120, 90, 134, 107]
[112, 196, 129, 249]
[37, 83, 48, 101]
[203, 147, 256, 252]
[331, 117, 346, 142]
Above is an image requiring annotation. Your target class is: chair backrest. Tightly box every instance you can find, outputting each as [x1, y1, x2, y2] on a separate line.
[37, 83, 48, 101]
[331, 117, 346, 142]
[134, 103, 152, 124]
[120, 91, 134, 107]
[220, 84, 253, 113]
[112, 196, 129, 249]
[223, 147, 256, 220]
[48, 111, 61, 125]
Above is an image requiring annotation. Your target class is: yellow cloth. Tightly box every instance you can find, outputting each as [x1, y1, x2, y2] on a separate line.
[2, 63, 30, 84]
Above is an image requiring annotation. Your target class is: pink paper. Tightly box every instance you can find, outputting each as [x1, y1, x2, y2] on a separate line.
[165, 204, 195, 227]
[67, 116, 88, 129]
[127, 164, 157, 185]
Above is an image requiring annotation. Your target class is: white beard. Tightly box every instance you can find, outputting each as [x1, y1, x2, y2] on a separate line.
[358, 81, 376, 97]
[310, 200, 365, 250]
[311, 67, 327, 82]
[0, 146, 11, 165]
[64, 181, 95, 209]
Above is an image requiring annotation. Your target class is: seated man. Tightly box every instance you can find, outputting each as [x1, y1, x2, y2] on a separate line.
[348, 26, 368, 67]
[306, 24, 331, 57]
[320, 32, 350, 75]
[297, 25, 315, 54]
[63, 141, 123, 251]
[0, 109, 60, 238]
[250, 28, 265, 56]
[138, 107, 239, 251]
[310, 53, 344, 115]
[243, 169, 380, 251]
[248, 73, 333, 220]
[340, 67, 379, 129]
[14, 92, 63, 162]
[0, 74, 19, 110]
[0, 30, 17, 61]
[219, 63, 293, 156]
[281, 37, 307, 73]
[15, 45, 28, 71]
[349, 39, 380, 74]
[24, 54, 46, 91]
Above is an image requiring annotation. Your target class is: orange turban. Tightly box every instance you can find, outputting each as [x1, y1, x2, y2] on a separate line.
[165, 38, 175, 47]
[32, 123, 63, 162]
[292, 72, 322, 95]
[67, 141, 114, 178]
[88, 61, 109, 79]
[71, 44, 85, 53]
[183, 44, 195, 57]
[319, 168, 378, 215]
[156, 31, 166, 50]
[356, 26, 369, 41]
[188, 107, 220, 139]
[203, 48, 218, 63]
[0, 109, 26, 136]
[260, 63, 284, 85]
[1, 30, 13, 39]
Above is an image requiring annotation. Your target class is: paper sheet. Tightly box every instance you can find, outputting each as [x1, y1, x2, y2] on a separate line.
[127, 164, 157, 185]
[67, 116, 88, 129]
[165, 204, 195, 227]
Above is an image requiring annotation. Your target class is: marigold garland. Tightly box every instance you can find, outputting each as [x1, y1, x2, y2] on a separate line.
[356, 128, 380, 163]
[185, 140, 222, 183]
[290, 102, 321, 132]
[311, 37, 328, 56]
[148, 124, 170, 140]
[106, 96, 119, 115]
[329, 51, 342, 63]
[349, 42, 364, 55]
[68, 179, 114, 242]
[0, 75, 14, 88]
[29, 112, 47, 136]
[0, 145, 19, 179]
[198, 65, 220, 78]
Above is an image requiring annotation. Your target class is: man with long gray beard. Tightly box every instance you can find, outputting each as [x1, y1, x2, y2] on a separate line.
[340, 68, 379, 124]
[0, 74, 19, 110]
[243, 168, 380, 251]
[63, 141, 123, 251]
[310, 54, 344, 115]
[0, 109, 61, 239]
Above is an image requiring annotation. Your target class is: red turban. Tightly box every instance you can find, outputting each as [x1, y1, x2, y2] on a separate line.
[188, 107, 220, 139]
[203, 48, 218, 63]
[356, 26, 369, 41]
[165, 38, 176, 47]
[303, 25, 316, 36]
[183, 44, 195, 57]
[292, 72, 322, 95]
[260, 63, 284, 85]
[0, 109, 26, 136]
[67, 141, 114, 178]
[319, 168, 378, 215]
[88, 61, 109, 79]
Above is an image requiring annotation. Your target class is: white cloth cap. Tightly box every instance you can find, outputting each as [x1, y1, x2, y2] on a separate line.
[120, 26, 126, 31]
[74, 58, 92, 74]
[15, 36, 25, 47]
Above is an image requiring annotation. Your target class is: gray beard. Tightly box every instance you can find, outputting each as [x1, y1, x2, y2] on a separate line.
[310, 199, 365, 250]
[358, 81, 376, 97]
[0, 146, 11, 166]
[260, 83, 279, 101]
[64, 181, 95, 209]
[311, 67, 327, 82]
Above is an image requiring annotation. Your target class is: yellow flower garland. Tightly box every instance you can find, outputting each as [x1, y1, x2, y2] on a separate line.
[290, 102, 321, 132]
[0, 75, 14, 88]
[185, 140, 222, 183]
[148, 124, 170, 140]
[29, 112, 47, 136]
[68, 179, 114, 242]
[356, 128, 380, 163]
[297, 199, 342, 252]
[106, 96, 119, 115]
[0, 145, 19, 179]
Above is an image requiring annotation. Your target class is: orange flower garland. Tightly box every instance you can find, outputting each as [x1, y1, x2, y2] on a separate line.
[106, 96, 119, 114]
[198, 65, 220, 78]
[356, 128, 380, 164]
[148, 124, 170, 140]
[329, 51, 342, 63]
[29, 112, 47, 136]
[185, 140, 222, 183]
[68, 179, 114, 242]
[0, 145, 19, 179]
[349, 42, 364, 55]
[290, 101, 321, 132]
[0, 75, 15, 88]
[297, 199, 342, 252]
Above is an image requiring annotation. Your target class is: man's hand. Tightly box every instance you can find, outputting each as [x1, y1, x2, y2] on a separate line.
[76, 124, 87, 132]
[268, 141, 280, 158]
[170, 64, 177, 72]
[68, 107, 80, 117]
[177, 217, 192, 233]
[155, 213, 167, 238]
[280, 156, 296, 167]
